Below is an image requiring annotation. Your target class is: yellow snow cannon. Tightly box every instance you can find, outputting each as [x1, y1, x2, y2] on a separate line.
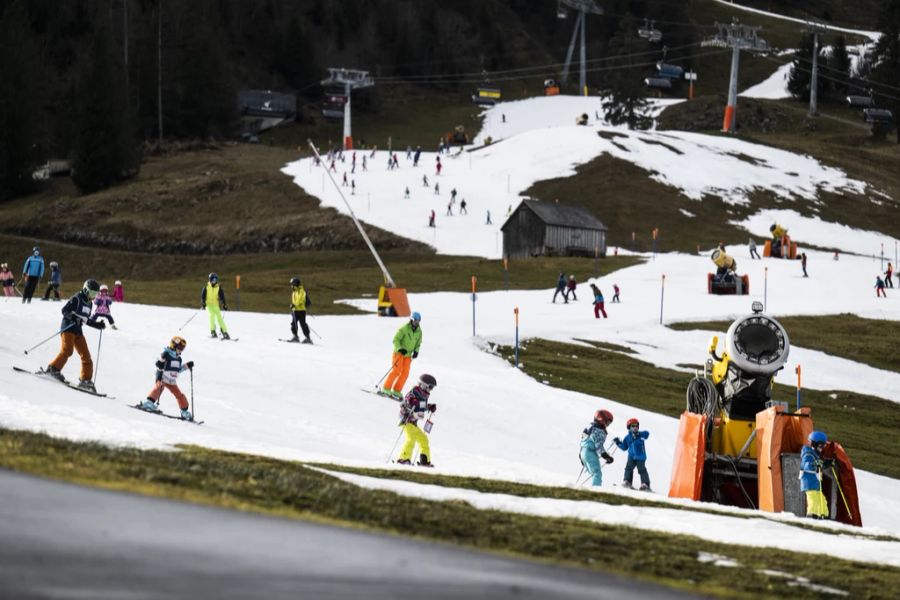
[668, 302, 862, 525]
[708, 247, 749, 295]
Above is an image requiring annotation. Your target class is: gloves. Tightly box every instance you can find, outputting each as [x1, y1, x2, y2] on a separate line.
[398, 349, 408, 356]
[95, 320, 106, 329]
[601, 452, 614, 464]
[222, 305, 229, 311]
[427, 403, 436, 413]
[613, 437, 621, 445]
[186, 361, 194, 369]
[412, 351, 419, 359]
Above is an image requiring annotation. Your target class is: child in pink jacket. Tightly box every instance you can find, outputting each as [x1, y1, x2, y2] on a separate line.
[113, 280, 125, 302]
[89, 284, 118, 329]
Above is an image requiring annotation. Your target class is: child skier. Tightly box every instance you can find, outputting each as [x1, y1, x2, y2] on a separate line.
[201, 272, 230, 339]
[140, 336, 194, 421]
[612, 283, 620, 303]
[113, 280, 125, 302]
[800, 431, 830, 519]
[552, 272, 568, 303]
[565, 274, 578, 301]
[44, 279, 105, 391]
[42, 261, 61, 301]
[289, 277, 312, 343]
[396, 373, 437, 466]
[89, 284, 117, 329]
[1, 263, 15, 297]
[590, 284, 608, 318]
[613, 418, 651, 490]
[876, 275, 887, 298]
[580, 409, 615, 486]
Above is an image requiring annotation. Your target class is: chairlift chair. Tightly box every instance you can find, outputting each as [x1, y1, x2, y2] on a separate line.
[864, 108, 893, 124]
[645, 77, 673, 90]
[846, 95, 874, 108]
[472, 87, 501, 106]
[656, 63, 685, 79]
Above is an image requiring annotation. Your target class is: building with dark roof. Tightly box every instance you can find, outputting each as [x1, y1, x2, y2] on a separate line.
[501, 199, 607, 259]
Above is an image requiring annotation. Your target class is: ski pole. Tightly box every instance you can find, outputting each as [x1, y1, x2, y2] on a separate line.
[387, 425, 405, 463]
[575, 465, 586, 486]
[830, 463, 852, 520]
[24, 321, 75, 354]
[190, 367, 195, 420]
[307, 322, 323, 340]
[375, 358, 399, 388]
[93, 327, 103, 387]
[178, 310, 200, 332]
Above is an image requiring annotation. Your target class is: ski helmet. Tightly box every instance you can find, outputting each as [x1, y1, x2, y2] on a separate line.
[809, 431, 828, 445]
[411, 311, 422, 322]
[49, 261, 59, 268]
[33, 246, 40, 254]
[418, 373, 437, 391]
[594, 409, 614, 426]
[115, 280, 122, 286]
[169, 336, 187, 351]
[99, 284, 109, 292]
[208, 272, 219, 283]
[290, 277, 301, 287]
[82, 279, 100, 297]
[769, 224, 776, 232]
[1, 263, 7, 269]
[626, 418, 640, 428]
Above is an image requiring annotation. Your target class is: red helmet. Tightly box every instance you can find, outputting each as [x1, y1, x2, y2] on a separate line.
[594, 409, 613, 425]
[627, 418, 640, 428]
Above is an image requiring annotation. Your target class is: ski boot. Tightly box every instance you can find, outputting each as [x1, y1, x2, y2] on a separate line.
[417, 453, 434, 468]
[395, 459, 412, 465]
[77, 380, 96, 393]
[639, 483, 651, 492]
[180, 408, 193, 422]
[43, 365, 67, 383]
[140, 399, 161, 413]
[622, 481, 633, 489]
[111, 324, 118, 330]
[288, 335, 300, 343]
[301, 337, 312, 344]
[210, 331, 218, 338]
[221, 332, 231, 340]
[377, 388, 392, 397]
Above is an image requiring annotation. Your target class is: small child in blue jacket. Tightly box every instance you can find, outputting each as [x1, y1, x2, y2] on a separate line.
[614, 418, 651, 491]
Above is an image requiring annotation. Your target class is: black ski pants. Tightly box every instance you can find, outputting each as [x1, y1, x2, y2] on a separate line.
[22, 276, 39, 303]
[291, 310, 310, 339]
[43, 283, 60, 300]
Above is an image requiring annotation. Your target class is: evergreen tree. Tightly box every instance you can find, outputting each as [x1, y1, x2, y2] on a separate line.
[0, 2, 42, 201]
[827, 35, 852, 96]
[870, 0, 900, 142]
[70, 21, 139, 194]
[602, 14, 652, 130]
[787, 33, 826, 102]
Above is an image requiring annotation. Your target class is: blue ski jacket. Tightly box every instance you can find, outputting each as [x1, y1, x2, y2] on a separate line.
[23, 254, 44, 278]
[615, 430, 650, 461]
[49, 266, 61, 285]
[799, 445, 822, 492]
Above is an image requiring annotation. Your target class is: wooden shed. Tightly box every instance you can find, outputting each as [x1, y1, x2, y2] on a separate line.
[501, 200, 607, 259]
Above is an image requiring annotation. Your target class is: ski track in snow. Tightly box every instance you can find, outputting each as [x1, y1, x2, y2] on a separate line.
[3, 97, 900, 564]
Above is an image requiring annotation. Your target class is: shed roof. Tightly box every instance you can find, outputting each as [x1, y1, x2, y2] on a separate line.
[504, 199, 607, 231]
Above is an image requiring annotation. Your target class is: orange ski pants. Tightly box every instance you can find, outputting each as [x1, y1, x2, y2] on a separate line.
[50, 332, 93, 381]
[146, 381, 189, 410]
[383, 352, 412, 393]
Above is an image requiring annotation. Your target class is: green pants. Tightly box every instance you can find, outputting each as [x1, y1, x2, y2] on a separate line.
[207, 306, 228, 334]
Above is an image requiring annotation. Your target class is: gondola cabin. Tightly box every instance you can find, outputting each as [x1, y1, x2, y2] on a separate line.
[502, 199, 607, 259]
[472, 87, 502, 106]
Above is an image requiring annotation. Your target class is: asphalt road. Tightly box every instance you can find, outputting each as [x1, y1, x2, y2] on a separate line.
[0, 469, 702, 600]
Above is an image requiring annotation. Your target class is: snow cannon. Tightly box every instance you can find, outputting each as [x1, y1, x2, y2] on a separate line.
[763, 223, 798, 259]
[668, 302, 861, 526]
[708, 248, 749, 295]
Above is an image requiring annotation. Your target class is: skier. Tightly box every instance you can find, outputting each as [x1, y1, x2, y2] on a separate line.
[800, 431, 830, 519]
[396, 373, 438, 466]
[44, 279, 105, 391]
[362, 155, 368, 171]
[450, 188, 457, 202]
[404, 187, 410, 199]
[801, 252, 808, 278]
[552, 272, 567, 303]
[612, 283, 621, 303]
[460, 198, 467, 215]
[1, 262, 15, 297]
[201, 273, 230, 339]
[89, 284, 117, 330]
[428, 210, 436, 228]
[885, 262, 894, 288]
[42, 261, 62, 301]
[876, 275, 887, 297]
[351, 180, 356, 195]
[113, 280, 125, 302]
[413, 146, 421, 167]
[590, 283, 608, 318]
[580, 409, 615, 486]
[613, 418, 651, 490]
[342, 172, 348, 186]
[485, 210, 492, 225]
[381, 311, 422, 399]
[434, 182, 440, 196]
[288, 277, 312, 344]
[21, 246, 45, 303]
[446, 200, 453, 216]
[422, 174, 429, 187]
[405, 145, 412, 160]
[565, 275, 577, 301]
[749, 238, 760, 260]
[436, 159, 442, 176]
[139, 336, 194, 421]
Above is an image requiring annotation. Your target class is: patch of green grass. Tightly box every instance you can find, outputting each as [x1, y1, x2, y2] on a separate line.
[1, 427, 896, 599]
[498, 338, 900, 479]
[0, 233, 639, 315]
[670, 314, 900, 375]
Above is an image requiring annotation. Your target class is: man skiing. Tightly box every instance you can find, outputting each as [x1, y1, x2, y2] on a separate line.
[21, 246, 45, 303]
[396, 373, 437, 466]
[44, 279, 106, 391]
[381, 312, 422, 399]
[800, 431, 830, 519]
[288, 277, 312, 343]
[613, 418, 651, 490]
[140, 335, 194, 421]
[580, 409, 615, 486]
[201, 273, 230, 339]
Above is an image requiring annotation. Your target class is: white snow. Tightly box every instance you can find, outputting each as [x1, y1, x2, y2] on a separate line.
[741, 61, 792, 99]
[3, 95, 900, 568]
[283, 97, 869, 259]
[710, 0, 880, 41]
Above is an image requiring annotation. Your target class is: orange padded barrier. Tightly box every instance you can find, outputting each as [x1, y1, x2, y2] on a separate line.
[668, 412, 707, 501]
[377, 286, 410, 317]
[828, 442, 863, 527]
[756, 405, 812, 513]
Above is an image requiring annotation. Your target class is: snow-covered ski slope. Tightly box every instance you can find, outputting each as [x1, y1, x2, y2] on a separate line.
[283, 96, 872, 259]
[4, 95, 900, 566]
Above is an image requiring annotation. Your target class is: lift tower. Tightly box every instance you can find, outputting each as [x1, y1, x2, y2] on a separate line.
[321, 68, 374, 150]
[703, 21, 768, 133]
[557, 0, 604, 96]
